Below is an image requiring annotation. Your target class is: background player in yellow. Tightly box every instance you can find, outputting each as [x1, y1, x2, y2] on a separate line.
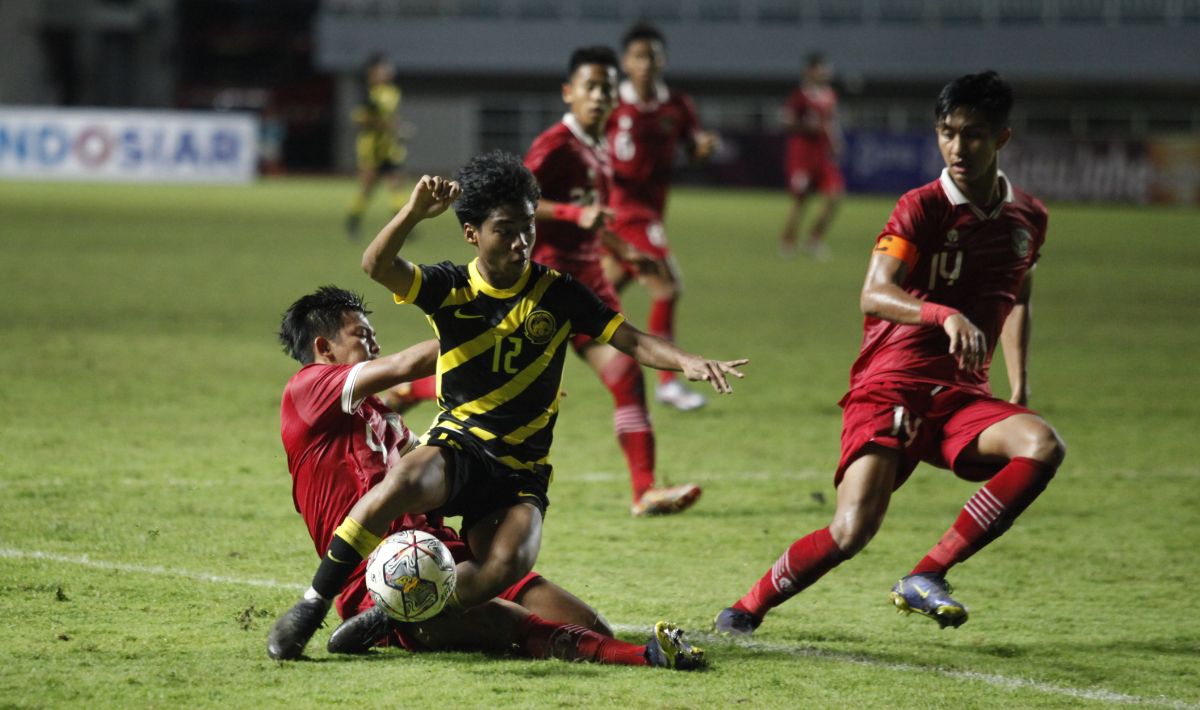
[345, 53, 412, 239]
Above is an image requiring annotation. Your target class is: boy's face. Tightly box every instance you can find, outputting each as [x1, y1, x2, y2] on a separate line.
[937, 107, 1011, 189]
[562, 63, 617, 135]
[622, 39, 665, 89]
[318, 311, 379, 365]
[467, 201, 537, 274]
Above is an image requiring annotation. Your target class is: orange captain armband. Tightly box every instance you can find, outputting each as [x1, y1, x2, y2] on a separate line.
[873, 234, 919, 270]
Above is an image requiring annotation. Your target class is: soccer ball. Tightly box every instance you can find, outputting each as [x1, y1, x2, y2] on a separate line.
[364, 530, 457, 622]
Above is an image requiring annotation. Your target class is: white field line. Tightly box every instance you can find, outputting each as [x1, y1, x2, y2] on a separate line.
[610, 625, 1198, 709]
[3, 547, 1195, 708]
[569, 469, 827, 483]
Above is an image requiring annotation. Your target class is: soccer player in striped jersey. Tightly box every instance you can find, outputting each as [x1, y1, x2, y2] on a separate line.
[716, 71, 1065, 636]
[268, 286, 704, 668]
[526, 46, 704, 517]
[268, 151, 745, 660]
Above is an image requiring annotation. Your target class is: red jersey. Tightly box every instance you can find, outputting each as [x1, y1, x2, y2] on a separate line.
[849, 170, 1048, 395]
[280, 362, 446, 556]
[606, 80, 701, 218]
[526, 114, 611, 269]
[786, 84, 838, 160]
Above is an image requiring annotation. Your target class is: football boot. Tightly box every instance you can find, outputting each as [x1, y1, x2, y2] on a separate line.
[327, 606, 395, 654]
[889, 573, 969, 629]
[267, 596, 330, 660]
[655, 379, 707, 412]
[631, 484, 702, 517]
[644, 621, 706, 671]
[713, 607, 762, 637]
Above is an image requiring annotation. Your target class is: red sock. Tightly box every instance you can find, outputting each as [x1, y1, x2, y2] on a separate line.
[517, 614, 648, 666]
[408, 375, 437, 401]
[911, 457, 1057, 576]
[733, 527, 846, 619]
[600, 356, 656, 499]
[648, 298, 676, 386]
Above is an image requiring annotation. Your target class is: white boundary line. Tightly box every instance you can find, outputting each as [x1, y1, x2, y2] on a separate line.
[3, 547, 1195, 709]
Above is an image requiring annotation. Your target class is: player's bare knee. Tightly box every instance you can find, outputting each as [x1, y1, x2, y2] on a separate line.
[1022, 424, 1066, 468]
[829, 513, 881, 557]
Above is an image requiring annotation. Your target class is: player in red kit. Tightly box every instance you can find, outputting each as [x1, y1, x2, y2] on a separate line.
[270, 286, 706, 669]
[716, 71, 1066, 635]
[604, 23, 720, 412]
[526, 46, 704, 517]
[780, 53, 844, 261]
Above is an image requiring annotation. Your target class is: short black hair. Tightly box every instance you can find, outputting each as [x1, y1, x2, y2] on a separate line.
[935, 70, 1014, 134]
[806, 52, 826, 69]
[567, 45, 619, 80]
[451, 150, 541, 228]
[622, 22, 665, 50]
[278, 286, 370, 365]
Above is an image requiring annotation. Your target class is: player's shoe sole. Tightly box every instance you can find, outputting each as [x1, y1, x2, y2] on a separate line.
[889, 574, 969, 629]
[631, 484, 702, 517]
[713, 607, 762, 637]
[267, 596, 330, 660]
[645, 621, 706, 671]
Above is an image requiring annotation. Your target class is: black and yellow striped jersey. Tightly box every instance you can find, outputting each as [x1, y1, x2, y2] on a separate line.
[394, 259, 624, 471]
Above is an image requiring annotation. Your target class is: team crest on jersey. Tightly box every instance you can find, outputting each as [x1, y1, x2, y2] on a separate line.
[659, 116, 675, 133]
[525, 310, 556, 344]
[1012, 229, 1032, 258]
[945, 229, 959, 245]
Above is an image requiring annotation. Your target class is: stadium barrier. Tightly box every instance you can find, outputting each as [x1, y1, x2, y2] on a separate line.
[705, 129, 1200, 205]
[0, 108, 260, 184]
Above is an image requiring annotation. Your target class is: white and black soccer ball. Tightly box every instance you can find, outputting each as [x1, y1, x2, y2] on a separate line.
[364, 530, 457, 622]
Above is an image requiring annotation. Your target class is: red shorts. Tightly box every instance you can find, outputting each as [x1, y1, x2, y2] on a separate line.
[610, 210, 670, 274]
[835, 383, 1035, 489]
[787, 153, 844, 196]
[337, 538, 542, 652]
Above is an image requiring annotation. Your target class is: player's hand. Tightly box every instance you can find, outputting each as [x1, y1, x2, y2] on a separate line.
[619, 244, 660, 276]
[944, 314, 987, 372]
[407, 175, 461, 220]
[1009, 384, 1029, 406]
[577, 206, 614, 231]
[692, 131, 720, 161]
[680, 357, 749, 394]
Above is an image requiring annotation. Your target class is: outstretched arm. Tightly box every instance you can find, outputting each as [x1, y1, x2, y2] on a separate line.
[860, 251, 987, 372]
[1000, 270, 1033, 405]
[362, 175, 461, 295]
[607, 322, 747, 394]
[349, 339, 439, 404]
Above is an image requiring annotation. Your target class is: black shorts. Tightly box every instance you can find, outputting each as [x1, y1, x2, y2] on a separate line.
[422, 426, 551, 533]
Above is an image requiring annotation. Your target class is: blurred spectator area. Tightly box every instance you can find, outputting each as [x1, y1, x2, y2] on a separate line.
[315, 0, 1200, 174]
[0, 0, 333, 170]
[2, 0, 1196, 176]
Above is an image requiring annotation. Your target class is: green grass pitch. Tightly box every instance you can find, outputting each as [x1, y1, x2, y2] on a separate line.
[1, 177, 1197, 708]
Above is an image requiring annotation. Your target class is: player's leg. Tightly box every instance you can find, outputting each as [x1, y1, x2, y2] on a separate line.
[803, 163, 843, 261]
[413, 598, 702, 669]
[346, 163, 380, 239]
[716, 446, 897, 635]
[576, 340, 700, 516]
[383, 166, 407, 213]
[641, 255, 705, 411]
[267, 446, 453, 660]
[510, 576, 613, 635]
[910, 411, 1065, 578]
[779, 168, 811, 258]
[458, 502, 544, 609]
